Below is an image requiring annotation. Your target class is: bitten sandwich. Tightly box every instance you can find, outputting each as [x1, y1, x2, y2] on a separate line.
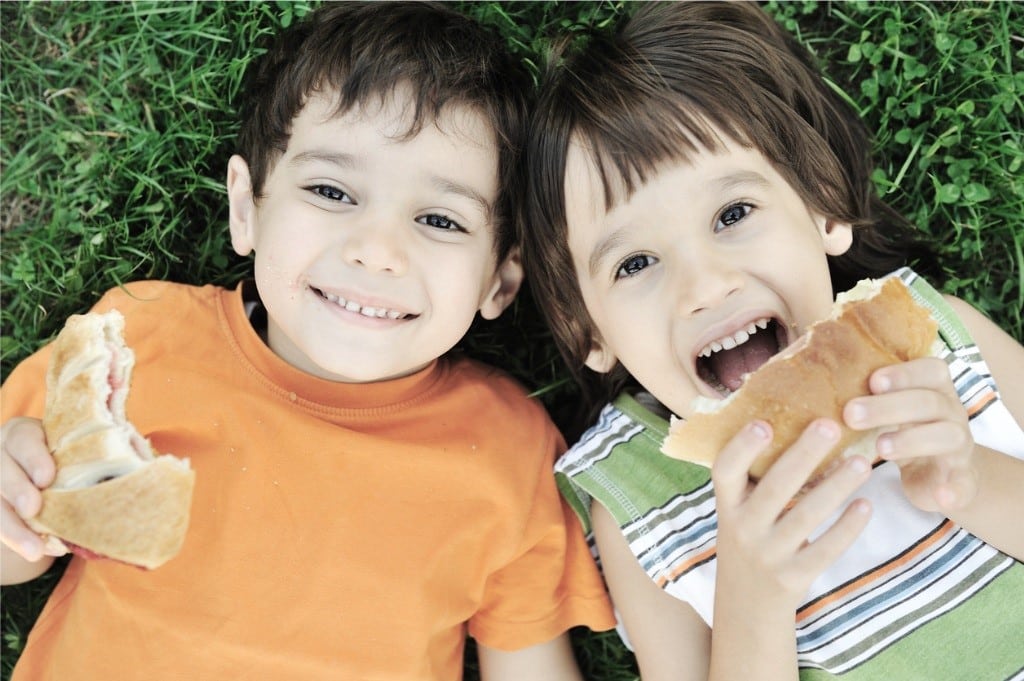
[661, 276, 938, 484]
[26, 310, 195, 569]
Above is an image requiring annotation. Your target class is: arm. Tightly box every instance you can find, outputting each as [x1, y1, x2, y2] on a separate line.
[1, 417, 62, 585]
[938, 296, 1024, 558]
[592, 501, 711, 681]
[594, 421, 872, 681]
[476, 633, 583, 681]
[843, 295, 1024, 559]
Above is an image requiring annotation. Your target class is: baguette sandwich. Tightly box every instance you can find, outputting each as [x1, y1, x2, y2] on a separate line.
[661, 276, 938, 484]
[26, 310, 195, 569]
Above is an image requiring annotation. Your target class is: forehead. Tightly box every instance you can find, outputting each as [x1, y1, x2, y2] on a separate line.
[292, 86, 497, 157]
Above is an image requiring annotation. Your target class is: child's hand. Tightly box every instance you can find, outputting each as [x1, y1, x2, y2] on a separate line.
[1, 417, 64, 562]
[711, 419, 872, 613]
[843, 357, 976, 514]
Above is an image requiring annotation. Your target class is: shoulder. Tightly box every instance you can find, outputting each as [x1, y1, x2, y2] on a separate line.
[93, 280, 228, 317]
[92, 280, 234, 349]
[443, 355, 553, 425]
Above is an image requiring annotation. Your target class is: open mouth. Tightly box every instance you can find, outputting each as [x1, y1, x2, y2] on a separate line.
[696, 318, 787, 395]
[311, 286, 416, 320]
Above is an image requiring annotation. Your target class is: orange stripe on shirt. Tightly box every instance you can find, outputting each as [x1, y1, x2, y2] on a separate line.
[657, 546, 718, 588]
[797, 520, 956, 623]
[967, 389, 997, 418]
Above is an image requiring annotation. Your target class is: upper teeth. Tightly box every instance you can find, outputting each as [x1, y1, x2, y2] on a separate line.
[320, 291, 405, 319]
[698, 318, 769, 358]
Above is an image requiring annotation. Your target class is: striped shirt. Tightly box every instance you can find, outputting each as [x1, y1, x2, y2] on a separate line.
[557, 268, 1024, 679]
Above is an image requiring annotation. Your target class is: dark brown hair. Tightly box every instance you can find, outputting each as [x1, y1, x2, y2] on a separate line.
[234, 2, 532, 260]
[521, 1, 936, 417]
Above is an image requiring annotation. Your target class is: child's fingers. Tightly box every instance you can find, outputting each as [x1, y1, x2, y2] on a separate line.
[932, 466, 979, 512]
[868, 357, 951, 394]
[746, 419, 842, 517]
[790, 497, 872, 579]
[773, 455, 871, 554]
[1, 499, 46, 563]
[845, 358, 962, 432]
[711, 421, 772, 509]
[1, 417, 55, 489]
[875, 419, 971, 462]
[0, 451, 44, 519]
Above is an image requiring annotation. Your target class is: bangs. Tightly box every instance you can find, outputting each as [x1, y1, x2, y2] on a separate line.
[573, 100, 754, 211]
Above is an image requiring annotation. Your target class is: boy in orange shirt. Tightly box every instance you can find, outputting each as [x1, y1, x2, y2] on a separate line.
[0, 4, 614, 679]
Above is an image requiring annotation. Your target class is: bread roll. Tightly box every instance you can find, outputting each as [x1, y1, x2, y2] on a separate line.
[26, 310, 195, 569]
[661, 277, 938, 482]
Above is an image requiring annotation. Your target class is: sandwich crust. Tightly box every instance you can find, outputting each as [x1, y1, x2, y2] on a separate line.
[28, 457, 194, 569]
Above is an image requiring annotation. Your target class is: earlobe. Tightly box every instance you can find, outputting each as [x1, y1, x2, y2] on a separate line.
[584, 340, 617, 374]
[227, 155, 256, 256]
[479, 250, 524, 320]
[819, 217, 853, 256]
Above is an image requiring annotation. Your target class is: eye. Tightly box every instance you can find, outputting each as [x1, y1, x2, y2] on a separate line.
[716, 203, 752, 231]
[615, 254, 657, 279]
[306, 184, 353, 203]
[417, 213, 466, 233]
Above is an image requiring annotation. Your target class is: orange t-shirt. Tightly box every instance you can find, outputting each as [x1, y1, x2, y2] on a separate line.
[2, 281, 614, 681]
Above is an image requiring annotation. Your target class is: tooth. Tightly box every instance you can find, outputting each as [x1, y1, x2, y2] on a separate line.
[710, 341, 723, 353]
[360, 307, 377, 317]
[387, 310, 401, 319]
[721, 336, 737, 350]
[756, 318, 768, 329]
[734, 329, 749, 345]
[345, 301, 360, 312]
[747, 323, 757, 336]
[324, 292, 338, 303]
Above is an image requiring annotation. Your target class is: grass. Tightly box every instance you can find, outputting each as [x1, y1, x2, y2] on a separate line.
[1, 2, 1021, 679]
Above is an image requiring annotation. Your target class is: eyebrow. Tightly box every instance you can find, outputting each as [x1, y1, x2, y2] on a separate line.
[586, 170, 772, 278]
[288, 150, 492, 217]
[289, 150, 359, 170]
[588, 229, 630, 279]
[708, 170, 772, 194]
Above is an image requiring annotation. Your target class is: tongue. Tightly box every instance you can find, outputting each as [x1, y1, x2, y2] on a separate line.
[709, 331, 778, 391]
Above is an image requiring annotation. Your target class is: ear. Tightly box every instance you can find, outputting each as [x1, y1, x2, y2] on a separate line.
[479, 248, 524, 320]
[818, 216, 853, 256]
[227, 155, 257, 256]
[584, 337, 617, 374]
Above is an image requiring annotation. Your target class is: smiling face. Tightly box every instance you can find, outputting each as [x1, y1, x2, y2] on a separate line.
[564, 133, 853, 418]
[227, 90, 521, 382]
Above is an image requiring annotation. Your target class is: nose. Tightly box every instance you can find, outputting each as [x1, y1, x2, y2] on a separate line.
[674, 249, 743, 317]
[339, 215, 408, 275]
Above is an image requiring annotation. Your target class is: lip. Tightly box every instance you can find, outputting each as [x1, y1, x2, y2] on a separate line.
[309, 284, 418, 324]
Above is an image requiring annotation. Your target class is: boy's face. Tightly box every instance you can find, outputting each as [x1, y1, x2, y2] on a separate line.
[228, 90, 521, 382]
[563, 132, 853, 418]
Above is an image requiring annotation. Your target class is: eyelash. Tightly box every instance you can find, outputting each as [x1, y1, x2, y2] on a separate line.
[716, 202, 752, 231]
[306, 184, 353, 203]
[417, 214, 466, 233]
[614, 254, 657, 280]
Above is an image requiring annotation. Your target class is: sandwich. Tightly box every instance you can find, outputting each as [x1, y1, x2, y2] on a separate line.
[26, 310, 195, 569]
[661, 276, 938, 485]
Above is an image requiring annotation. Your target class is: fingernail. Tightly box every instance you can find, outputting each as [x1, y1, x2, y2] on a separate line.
[21, 539, 42, 562]
[877, 435, 893, 457]
[848, 456, 870, 474]
[815, 420, 840, 440]
[847, 402, 866, 426]
[31, 468, 48, 487]
[749, 421, 771, 440]
[15, 494, 33, 517]
[874, 374, 892, 393]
